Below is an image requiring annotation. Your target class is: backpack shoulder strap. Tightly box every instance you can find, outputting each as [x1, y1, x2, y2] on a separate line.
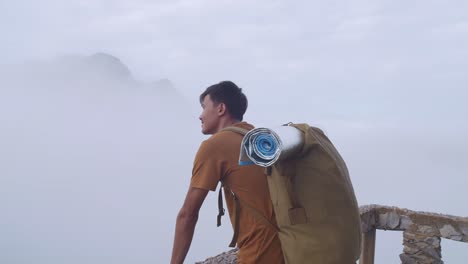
[220, 126, 249, 136]
[218, 125, 278, 247]
[237, 196, 280, 232]
[216, 126, 247, 229]
[225, 188, 279, 248]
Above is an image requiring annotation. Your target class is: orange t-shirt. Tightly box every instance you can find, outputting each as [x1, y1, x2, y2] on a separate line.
[190, 122, 284, 264]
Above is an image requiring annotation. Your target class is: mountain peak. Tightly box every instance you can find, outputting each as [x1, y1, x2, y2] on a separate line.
[85, 52, 132, 80]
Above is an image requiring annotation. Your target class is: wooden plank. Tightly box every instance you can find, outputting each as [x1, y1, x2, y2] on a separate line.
[359, 229, 376, 264]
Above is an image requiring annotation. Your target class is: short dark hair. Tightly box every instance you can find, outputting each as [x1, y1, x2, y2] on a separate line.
[199, 81, 248, 121]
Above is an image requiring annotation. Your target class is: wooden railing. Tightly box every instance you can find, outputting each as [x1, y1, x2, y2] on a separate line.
[359, 205, 468, 264]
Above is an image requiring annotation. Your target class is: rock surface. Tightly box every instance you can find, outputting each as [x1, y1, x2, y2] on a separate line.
[196, 248, 238, 264]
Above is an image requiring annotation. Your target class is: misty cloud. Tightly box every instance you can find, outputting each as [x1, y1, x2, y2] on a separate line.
[1, 1, 467, 263]
[0, 54, 201, 263]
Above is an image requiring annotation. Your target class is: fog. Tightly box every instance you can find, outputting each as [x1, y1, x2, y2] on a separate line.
[0, 55, 202, 263]
[1, 53, 466, 263]
[1, 1, 468, 263]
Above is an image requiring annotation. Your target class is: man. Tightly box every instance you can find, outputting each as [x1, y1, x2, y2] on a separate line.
[170, 81, 284, 264]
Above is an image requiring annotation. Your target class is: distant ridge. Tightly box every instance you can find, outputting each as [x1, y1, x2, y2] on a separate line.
[3, 52, 178, 96]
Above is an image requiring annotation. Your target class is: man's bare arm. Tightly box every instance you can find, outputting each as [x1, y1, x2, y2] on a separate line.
[170, 187, 209, 264]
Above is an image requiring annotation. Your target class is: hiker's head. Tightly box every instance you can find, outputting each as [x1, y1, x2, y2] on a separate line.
[199, 81, 248, 135]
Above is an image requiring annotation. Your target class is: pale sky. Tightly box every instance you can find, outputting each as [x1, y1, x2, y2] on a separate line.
[1, 0, 467, 263]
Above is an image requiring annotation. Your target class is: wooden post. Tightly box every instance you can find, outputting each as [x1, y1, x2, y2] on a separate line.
[359, 229, 376, 264]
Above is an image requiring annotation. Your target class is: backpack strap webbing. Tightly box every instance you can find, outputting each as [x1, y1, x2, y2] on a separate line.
[220, 126, 249, 136]
[217, 184, 241, 247]
[229, 191, 241, 247]
[217, 185, 225, 227]
[218, 126, 279, 247]
[216, 127, 247, 230]
[225, 188, 279, 248]
[237, 195, 280, 233]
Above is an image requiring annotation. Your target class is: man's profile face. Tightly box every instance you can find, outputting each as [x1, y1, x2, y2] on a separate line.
[199, 94, 221, 135]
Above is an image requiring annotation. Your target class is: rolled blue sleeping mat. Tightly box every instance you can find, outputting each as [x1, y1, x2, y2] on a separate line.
[239, 125, 304, 167]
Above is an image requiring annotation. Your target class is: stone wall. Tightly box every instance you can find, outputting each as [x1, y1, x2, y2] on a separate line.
[360, 205, 468, 264]
[196, 205, 468, 264]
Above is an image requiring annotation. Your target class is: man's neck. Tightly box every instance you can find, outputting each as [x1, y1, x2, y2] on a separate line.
[216, 118, 242, 133]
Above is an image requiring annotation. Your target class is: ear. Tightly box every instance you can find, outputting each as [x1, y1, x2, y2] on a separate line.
[217, 103, 227, 116]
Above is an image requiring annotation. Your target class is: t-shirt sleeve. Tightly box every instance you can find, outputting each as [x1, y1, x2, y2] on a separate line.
[190, 139, 224, 191]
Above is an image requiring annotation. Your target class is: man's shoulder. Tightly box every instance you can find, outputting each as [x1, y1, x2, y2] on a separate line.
[214, 122, 253, 138]
[198, 132, 230, 151]
[219, 121, 255, 137]
[199, 122, 255, 149]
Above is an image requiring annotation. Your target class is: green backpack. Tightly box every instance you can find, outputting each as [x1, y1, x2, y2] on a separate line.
[220, 123, 362, 264]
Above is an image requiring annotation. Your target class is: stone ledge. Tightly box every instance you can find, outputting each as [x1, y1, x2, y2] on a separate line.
[196, 205, 468, 263]
[360, 204, 468, 242]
